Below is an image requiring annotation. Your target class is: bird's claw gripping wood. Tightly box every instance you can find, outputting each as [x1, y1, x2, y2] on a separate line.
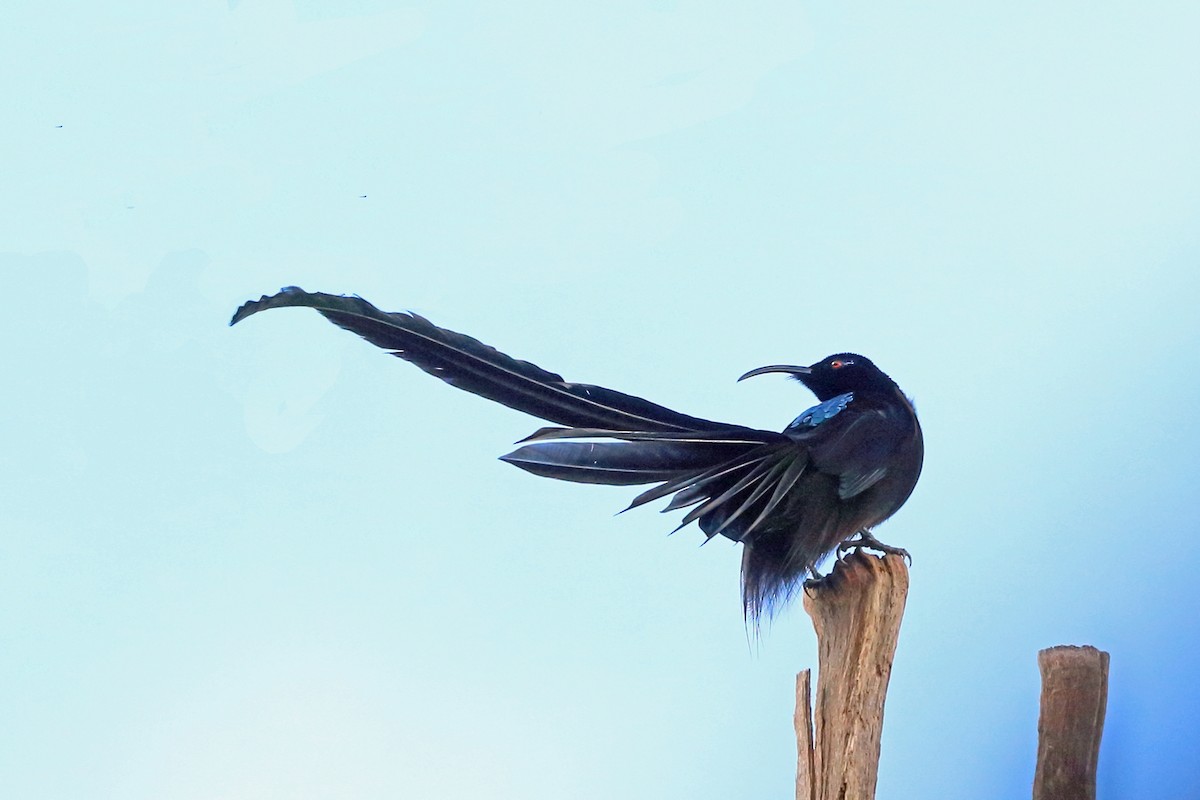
[837, 531, 912, 565]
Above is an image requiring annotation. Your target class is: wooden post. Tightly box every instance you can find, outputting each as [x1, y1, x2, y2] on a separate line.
[795, 551, 910, 800]
[1032, 645, 1109, 800]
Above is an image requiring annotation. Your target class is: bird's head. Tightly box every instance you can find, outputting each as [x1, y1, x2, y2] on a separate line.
[737, 353, 897, 400]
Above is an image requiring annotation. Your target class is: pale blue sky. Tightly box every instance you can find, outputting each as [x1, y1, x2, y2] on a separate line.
[3, 2, 1199, 798]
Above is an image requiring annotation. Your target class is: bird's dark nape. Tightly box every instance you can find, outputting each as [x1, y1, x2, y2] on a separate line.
[231, 287, 924, 624]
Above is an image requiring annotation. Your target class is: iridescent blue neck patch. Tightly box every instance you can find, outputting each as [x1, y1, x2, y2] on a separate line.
[788, 392, 854, 430]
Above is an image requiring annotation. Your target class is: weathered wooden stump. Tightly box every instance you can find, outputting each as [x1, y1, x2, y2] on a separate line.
[794, 551, 909, 800]
[1032, 645, 1109, 800]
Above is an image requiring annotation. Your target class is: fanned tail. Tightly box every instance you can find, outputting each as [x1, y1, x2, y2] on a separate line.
[501, 426, 784, 483]
[507, 426, 833, 621]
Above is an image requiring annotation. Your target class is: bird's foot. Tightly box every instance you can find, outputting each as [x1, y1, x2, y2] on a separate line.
[837, 531, 912, 564]
[802, 566, 826, 590]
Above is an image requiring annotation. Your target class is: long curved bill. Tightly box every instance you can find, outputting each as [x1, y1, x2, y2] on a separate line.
[737, 364, 812, 382]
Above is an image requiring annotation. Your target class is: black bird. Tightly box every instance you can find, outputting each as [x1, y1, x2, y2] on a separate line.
[231, 288, 924, 620]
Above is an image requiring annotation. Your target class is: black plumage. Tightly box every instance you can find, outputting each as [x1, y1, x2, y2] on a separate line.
[231, 287, 924, 619]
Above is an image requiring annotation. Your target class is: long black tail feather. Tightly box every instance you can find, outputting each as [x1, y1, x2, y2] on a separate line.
[499, 439, 743, 485]
[230, 287, 738, 433]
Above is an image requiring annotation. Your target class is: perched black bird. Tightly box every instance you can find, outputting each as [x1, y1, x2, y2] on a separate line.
[231, 288, 924, 619]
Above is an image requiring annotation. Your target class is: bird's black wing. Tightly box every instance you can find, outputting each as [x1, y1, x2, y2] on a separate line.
[230, 287, 740, 433]
[796, 398, 916, 499]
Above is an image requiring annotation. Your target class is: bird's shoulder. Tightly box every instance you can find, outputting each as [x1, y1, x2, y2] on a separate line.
[785, 388, 919, 499]
[786, 389, 913, 436]
[787, 392, 856, 431]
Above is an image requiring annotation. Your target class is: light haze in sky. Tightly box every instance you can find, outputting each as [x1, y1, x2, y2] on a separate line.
[2, 2, 1199, 798]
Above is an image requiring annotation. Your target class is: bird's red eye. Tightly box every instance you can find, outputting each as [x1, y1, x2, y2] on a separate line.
[830, 359, 844, 369]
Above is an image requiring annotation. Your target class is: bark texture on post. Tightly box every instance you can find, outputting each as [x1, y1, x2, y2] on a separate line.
[795, 552, 909, 800]
[1032, 645, 1109, 800]
[794, 670, 814, 800]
